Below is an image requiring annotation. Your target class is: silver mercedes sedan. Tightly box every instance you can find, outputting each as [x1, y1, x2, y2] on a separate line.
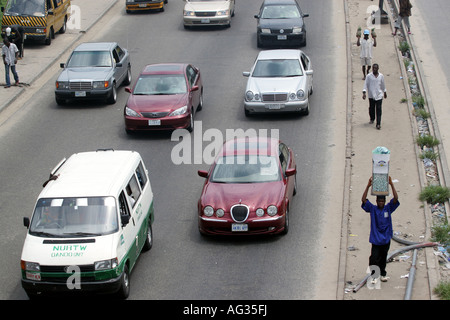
[243, 49, 313, 116]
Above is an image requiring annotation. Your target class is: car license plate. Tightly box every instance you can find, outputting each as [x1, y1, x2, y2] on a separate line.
[277, 35, 287, 40]
[75, 91, 86, 97]
[26, 272, 41, 281]
[267, 104, 283, 110]
[201, 18, 210, 24]
[139, 3, 147, 7]
[232, 223, 248, 232]
[148, 120, 161, 126]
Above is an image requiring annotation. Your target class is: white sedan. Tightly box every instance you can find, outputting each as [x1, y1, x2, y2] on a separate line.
[243, 49, 313, 116]
[183, 0, 235, 28]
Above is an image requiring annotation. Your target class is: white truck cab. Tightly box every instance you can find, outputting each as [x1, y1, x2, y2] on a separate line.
[20, 149, 154, 299]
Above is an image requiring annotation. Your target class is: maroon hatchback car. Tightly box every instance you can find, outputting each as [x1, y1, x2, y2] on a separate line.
[124, 63, 203, 133]
[197, 137, 297, 236]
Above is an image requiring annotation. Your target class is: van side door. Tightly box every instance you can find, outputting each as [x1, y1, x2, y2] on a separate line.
[117, 190, 138, 267]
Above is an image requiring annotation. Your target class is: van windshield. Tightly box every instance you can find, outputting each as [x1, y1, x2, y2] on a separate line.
[5, 0, 45, 17]
[29, 197, 119, 237]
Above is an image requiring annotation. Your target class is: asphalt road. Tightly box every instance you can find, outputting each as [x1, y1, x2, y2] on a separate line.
[0, 0, 347, 300]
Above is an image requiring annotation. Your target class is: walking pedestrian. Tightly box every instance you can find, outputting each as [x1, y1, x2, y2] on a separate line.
[2, 38, 20, 88]
[361, 176, 400, 283]
[393, 0, 412, 35]
[362, 63, 387, 130]
[357, 29, 377, 80]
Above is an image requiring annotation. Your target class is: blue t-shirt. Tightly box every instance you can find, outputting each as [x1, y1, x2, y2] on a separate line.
[361, 198, 400, 245]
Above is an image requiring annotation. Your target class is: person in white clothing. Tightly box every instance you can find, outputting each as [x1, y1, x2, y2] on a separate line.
[2, 38, 19, 88]
[357, 29, 377, 80]
[362, 64, 387, 130]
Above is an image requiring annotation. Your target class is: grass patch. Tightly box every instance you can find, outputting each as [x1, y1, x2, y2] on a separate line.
[434, 281, 450, 300]
[412, 95, 426, 108]
[420, 150, 439, 161]
[414, 108, 430, 119]
[398, 41, 410, 55]
[416, 134, 440, 148]
[419, 185, 450, 204]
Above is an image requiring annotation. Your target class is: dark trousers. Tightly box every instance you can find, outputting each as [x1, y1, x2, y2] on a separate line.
[369, 242, 390, 277]
[369, 98, 383, 126]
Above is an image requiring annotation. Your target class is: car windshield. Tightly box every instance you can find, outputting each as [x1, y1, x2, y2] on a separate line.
[261, 5, 300, 19]
[133, 75, 187, 95]
[5, 0, 45, 17]
[67, 51, 113, 68]
[211, 155, 281, 183]
[252, 59, 303, 77]
[29, 197, 119, 237]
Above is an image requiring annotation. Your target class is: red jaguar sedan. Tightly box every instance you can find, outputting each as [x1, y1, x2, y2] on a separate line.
[197, 137, 297, 236]
[124, 63, 203, 133]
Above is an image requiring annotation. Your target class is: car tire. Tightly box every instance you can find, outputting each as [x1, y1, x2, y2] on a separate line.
[282, 208, 289, 235]
[142, 221, 153, 251]
[302, 101, 310, 116]
[187, 110, 194, 132]
[59, 17, 67, 34]
[107, 83, 117, 104]
[123, 65, 132, 86]
[116, 264, 130, 299]
[197, 91, 203, 111]
[293, 174, 297, 196]
[55, 97, 66, 105]
[45, 28, 53, 45]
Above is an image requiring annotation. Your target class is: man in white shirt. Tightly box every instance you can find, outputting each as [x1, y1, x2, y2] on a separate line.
[363, 63, 387, 130]
[357, 29, 377, 80]
[2, 38, 19, 88]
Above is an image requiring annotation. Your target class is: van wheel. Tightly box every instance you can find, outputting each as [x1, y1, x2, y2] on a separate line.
[116, 264, 130, 299]
[59, 17, 67, 34]
[45, 28, 54, 45]
[143, 222, 153, 251]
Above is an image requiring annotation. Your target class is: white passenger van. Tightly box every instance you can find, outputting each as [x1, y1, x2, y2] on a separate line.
[20, 149, 154, 299]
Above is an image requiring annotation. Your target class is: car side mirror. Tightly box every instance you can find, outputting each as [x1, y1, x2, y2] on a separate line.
[243, 72, 250, 77]
[285, 168, 296, 177]
[1, 7, 4, 13]
[125, 87, 132, 93]
[254, 15, 260, 19]
[23, 217, 30, 228]
[116, 62, 123, 68]
[121, 214, 130, 227]
[60, 63, 65, 68]
[198, 170, 208, 178]
[306, 70, 313, 75]
[191, 85, 199, 92]
[303, 13, 309, 18]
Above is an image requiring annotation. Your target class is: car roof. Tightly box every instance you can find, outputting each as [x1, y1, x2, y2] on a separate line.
[38, 150, 142, 199]
[141, 63, 187, 75]
[220, 137, 281, 157]
[262, 0, 299, 5]
[74, 42, 118, 51]
[257, 49, 302, 60]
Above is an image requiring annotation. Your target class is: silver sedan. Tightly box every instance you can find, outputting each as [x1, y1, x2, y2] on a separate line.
[183, 0, 235, 28]
[243, 49, 313, 116]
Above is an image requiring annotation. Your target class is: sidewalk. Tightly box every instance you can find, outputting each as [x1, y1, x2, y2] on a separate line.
[0, 0, 118, 113]
[342, 0, 447, 299]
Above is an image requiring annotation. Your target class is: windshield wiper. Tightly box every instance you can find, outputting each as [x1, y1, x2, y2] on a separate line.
[63, 232, 101, 237]
[30, 231, 60, 238]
